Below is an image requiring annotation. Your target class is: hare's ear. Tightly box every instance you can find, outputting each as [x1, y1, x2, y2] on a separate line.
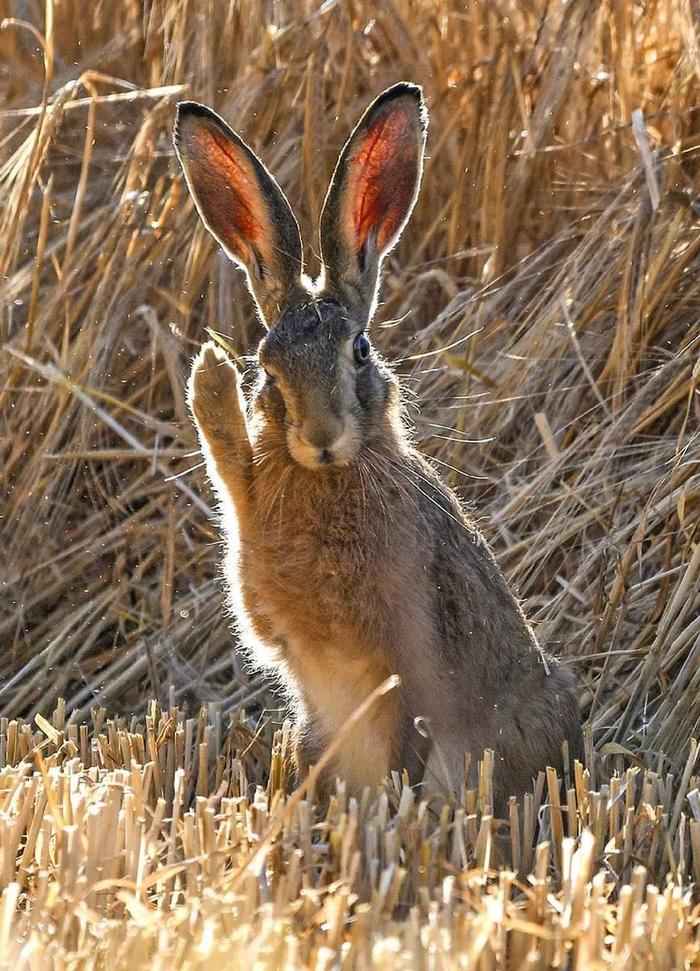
[319, 83, 427, 322]
[174, 102, 304, 327]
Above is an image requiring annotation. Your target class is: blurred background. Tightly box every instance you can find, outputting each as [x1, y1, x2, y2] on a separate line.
[1, 0, 699, 781]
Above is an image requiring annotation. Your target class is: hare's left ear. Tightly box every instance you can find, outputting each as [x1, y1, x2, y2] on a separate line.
[319, 82, 427, 322]
[174, 102, 304, 327]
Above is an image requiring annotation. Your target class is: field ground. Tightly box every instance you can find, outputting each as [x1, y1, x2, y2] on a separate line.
[1, 0, 700, 966]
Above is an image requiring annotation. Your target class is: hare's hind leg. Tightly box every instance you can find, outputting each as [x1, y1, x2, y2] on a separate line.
[188, 342, 254, 521]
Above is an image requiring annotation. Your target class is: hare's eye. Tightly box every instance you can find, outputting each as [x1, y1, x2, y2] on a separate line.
[353, 333, 370, 366]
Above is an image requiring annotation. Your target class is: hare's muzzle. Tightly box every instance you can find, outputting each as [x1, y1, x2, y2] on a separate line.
[287, 417, 360, 470]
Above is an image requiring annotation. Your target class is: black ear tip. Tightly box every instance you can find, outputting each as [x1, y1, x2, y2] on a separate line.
[373, 81, 427, 126]
[385, 81, 424, 101]
[174, 101, 232, 146]
[174, 101, 205, 144]
[175, 101, 216, 118]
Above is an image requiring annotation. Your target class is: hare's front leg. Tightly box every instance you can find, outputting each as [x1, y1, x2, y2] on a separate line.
[188, 342, 253, 523]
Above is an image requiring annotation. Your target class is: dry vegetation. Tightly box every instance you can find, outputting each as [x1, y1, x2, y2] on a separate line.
[1, 0, 700, 966]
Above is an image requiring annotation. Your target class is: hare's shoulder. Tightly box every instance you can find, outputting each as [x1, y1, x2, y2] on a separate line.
[403, 452, 484, 543]
[405, 456, 541, 661]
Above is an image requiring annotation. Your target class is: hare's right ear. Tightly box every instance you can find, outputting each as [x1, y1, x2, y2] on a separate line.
[319, 83, 427, 323]
[174, 102, 304, 327]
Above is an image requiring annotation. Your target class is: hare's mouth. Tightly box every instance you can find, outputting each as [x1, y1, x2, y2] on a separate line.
[287, 423, 360, 470]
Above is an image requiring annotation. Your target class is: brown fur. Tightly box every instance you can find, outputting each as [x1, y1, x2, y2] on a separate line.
[175, 83, 583, 809]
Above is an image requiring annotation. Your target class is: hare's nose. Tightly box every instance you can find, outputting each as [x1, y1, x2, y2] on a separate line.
[299, 417, 344, 451]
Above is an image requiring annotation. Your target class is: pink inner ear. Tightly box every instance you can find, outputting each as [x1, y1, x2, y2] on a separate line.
[189, 126, 265, 263]
[350, 108, 418, 256]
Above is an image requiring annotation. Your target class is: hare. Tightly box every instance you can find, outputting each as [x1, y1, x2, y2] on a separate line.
[173, 83, 583, 809]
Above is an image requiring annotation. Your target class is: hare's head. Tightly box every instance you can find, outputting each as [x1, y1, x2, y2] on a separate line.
[174, 84, 427, 469]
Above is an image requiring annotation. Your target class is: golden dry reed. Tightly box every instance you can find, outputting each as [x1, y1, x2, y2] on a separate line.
[1, 0, 700, 967]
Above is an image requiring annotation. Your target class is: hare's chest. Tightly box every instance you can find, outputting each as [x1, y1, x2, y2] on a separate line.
[242, 525, 371, 638]
[241, 462, 408, 648]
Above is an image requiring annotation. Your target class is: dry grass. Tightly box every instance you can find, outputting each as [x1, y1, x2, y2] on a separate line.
[1, 0, 700, 966]
[1, 700, 699, 968]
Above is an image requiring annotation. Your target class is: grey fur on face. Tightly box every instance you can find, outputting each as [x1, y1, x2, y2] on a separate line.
[255, 299, 394, 469]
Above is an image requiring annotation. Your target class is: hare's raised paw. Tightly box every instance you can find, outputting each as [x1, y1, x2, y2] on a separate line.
[187, 341, 245, 443]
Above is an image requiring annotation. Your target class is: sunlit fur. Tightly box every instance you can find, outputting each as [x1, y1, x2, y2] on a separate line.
[188, 317, 583, 806]
[179, 84, 583, 808]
